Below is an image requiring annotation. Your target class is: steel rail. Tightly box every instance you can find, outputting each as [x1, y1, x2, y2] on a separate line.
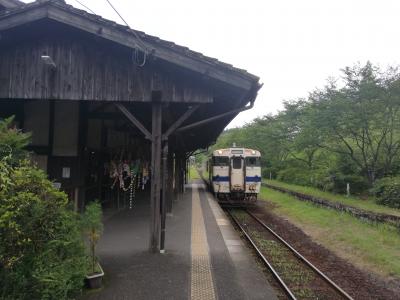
[226, 210, 297, 300]
[246, 210, 354, 300]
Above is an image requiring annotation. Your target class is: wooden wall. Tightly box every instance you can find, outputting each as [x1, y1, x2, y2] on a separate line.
[0, 36, 213, 103]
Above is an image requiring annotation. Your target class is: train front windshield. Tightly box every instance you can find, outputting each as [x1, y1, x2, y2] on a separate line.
[232, 157, 242, 169]
[245, 157, 261, 167]
[213, 156, 229, 166]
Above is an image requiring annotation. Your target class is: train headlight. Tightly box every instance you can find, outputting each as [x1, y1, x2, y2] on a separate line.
[218, 150, 223, 154]
[252, 150, 256, 154]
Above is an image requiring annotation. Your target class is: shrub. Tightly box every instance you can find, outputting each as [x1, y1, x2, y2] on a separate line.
[0, 162, 87, 299]
[277, 167, 313, 186]
[81, 201, 103, 275]
[331, 174, 369, 195]
[0, 116, 30, 165]
[372, 177, 400, 208]
[0, 117, 87, 299]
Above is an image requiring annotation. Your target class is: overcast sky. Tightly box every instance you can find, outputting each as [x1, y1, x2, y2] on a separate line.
[24, 0, 400, 127]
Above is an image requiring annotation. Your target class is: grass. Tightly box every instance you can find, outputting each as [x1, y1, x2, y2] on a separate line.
[260, 187, 400, 279]
[195, 165, 208, 181]
[264, 179, 400, 217]
[189, 166, 200, 180]
[202, 168, 209, 180]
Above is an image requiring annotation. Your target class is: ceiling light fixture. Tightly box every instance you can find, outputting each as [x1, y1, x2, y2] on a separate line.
[41, 55, 56, 69]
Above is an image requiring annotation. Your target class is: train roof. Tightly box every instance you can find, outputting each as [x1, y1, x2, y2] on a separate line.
[212, 148, 261, 156]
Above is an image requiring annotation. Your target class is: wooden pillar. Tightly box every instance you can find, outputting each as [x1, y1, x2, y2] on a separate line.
[174, 155, 180, 200]
[185, 159, 187, 184]
[186, 159, 189, 184]
[177, 155, 183, 195]
[160, 142, 168, 252]
[77, 102, 88, 212]
[179, 156, 184, 193]
[166, 150, 174, 213]
[173, 153, 179, 200]
[184, 159, 187, 190]
[150, 102, 162, 252]
[97, 120, 106, 203]
[47, 100, 55, 173]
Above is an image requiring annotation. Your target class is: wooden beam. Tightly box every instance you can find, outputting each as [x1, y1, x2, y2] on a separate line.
[0, 6, 48, 31]
[0, 0, 23, 9]
[87, 112, 123, 120]
[88, 103, 112, 114]
[162, 105, 199, 140]
[176, 101, 255, 133]
[115, 104, 152, 140]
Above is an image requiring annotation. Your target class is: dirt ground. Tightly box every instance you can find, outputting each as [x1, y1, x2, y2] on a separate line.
[249, 201, 400, 300]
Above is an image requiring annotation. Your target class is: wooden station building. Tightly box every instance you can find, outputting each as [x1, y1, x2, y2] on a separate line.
[0, 0, 261, 252]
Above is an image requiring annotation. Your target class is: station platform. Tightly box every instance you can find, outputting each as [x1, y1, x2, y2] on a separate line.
[84, 181, 277, 300]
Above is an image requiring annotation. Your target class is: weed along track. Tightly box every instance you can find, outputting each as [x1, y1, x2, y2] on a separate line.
[227, 209, 354, 300]
[261, 183, 400, 228]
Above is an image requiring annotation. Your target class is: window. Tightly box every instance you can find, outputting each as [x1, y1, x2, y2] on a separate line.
[245, 157, 261, 167]
[213, 156, 229, 166]
[232, 157, 242, 169]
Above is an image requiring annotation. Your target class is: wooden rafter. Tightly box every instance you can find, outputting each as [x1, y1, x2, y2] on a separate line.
[162, 105, 200, 140]
[115, 104, 152, 141]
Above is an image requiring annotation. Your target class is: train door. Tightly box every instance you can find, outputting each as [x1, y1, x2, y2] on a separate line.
[230, 156, 244, 191]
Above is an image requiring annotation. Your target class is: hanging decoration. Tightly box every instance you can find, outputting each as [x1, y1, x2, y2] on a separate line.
[106, 146, 150, 209]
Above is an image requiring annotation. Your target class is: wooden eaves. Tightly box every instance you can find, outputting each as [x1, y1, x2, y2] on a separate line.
[0, 0, 23, 9]
[0, 0, 260, 92]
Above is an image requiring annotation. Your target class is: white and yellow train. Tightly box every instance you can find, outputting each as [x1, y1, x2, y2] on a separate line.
[208, 147, 261, 206]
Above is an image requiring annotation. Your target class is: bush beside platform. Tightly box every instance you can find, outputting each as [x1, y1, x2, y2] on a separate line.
[0, 117, 105, 299]
[0, 161, 88, 299]
[82, 201, 104, 289]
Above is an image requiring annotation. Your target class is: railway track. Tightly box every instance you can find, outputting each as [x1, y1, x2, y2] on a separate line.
[227, 209, 354, 300]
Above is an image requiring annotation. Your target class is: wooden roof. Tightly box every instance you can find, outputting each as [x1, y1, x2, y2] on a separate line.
[0, 0, 260, 92]
[0, 0, 23, 9]
[0, 0, 262, 151]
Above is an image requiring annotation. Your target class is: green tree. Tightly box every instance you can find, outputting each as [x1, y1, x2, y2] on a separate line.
[212, 62, 400, 194]
[311, 63, 400, 186]
[0, 118, 87, 299]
